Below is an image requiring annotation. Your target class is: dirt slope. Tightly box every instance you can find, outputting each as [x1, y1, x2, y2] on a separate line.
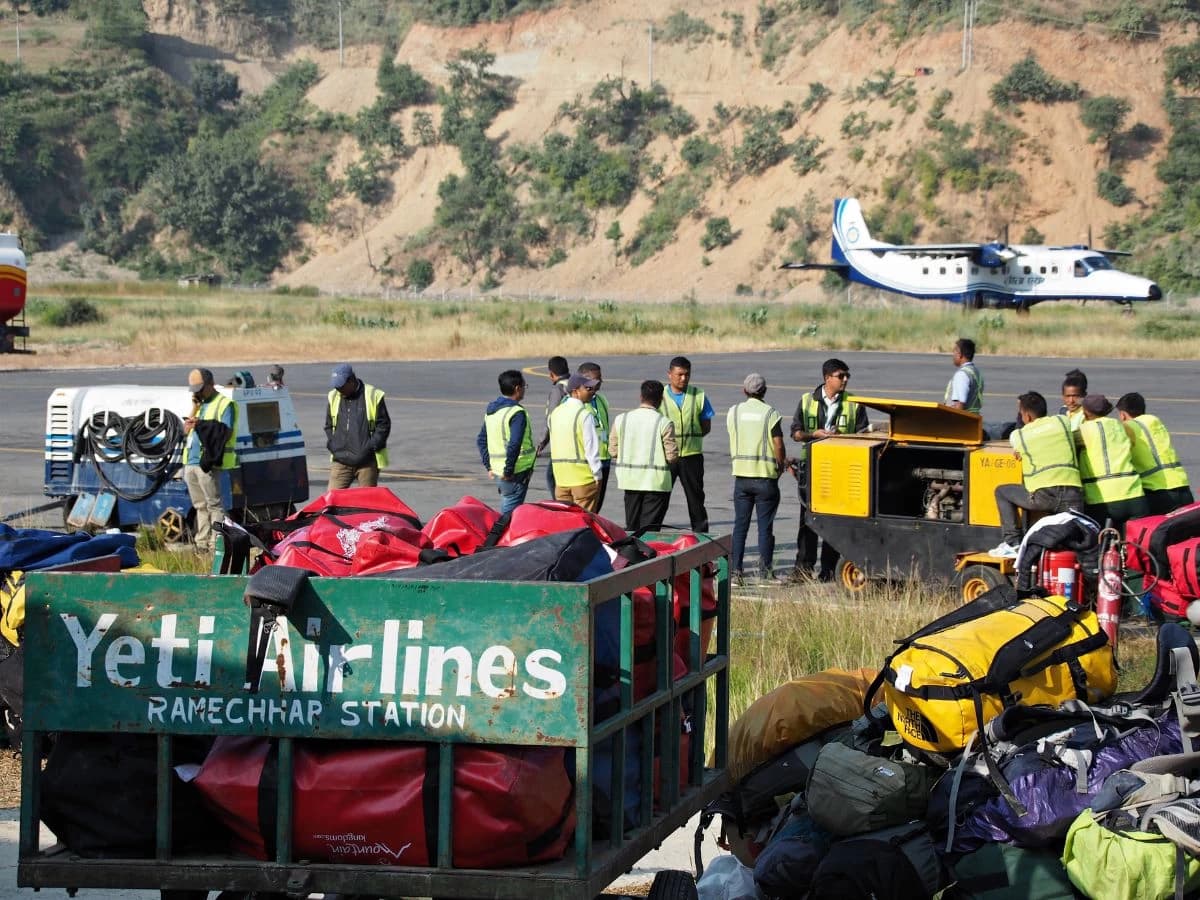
[145, 1, 1184, 300]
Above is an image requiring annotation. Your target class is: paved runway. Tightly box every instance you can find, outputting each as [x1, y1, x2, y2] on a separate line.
[2, 350, 1197, 571]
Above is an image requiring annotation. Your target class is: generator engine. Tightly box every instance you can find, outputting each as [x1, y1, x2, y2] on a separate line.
[915, 467, 964, 522]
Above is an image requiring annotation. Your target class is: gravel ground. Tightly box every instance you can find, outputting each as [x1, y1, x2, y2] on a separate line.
[0, 751, 19, 808]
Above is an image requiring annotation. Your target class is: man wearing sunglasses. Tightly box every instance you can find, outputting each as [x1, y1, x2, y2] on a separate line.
[786, 358, 869, 581]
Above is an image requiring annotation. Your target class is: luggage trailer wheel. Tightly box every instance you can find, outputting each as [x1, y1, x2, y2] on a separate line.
[157, 507, 189, 544]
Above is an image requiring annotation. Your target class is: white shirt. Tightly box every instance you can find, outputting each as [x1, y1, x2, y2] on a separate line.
[822, 390, 842, 432]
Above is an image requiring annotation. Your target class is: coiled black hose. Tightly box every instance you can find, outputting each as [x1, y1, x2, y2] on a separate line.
[79, 409, 185, 502]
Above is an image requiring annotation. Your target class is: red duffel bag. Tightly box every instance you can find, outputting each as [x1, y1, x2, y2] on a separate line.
[273, 514, 431, 577]
[421, 496, 501, 557]
[496, 501, 626, 547]
[1168, 536, 1200, 600]
[193, 737, 575, 868]
[646, 534, 718, 664]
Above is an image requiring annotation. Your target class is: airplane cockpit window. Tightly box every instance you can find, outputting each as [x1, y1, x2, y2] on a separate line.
[1075, 256, 1112, 276]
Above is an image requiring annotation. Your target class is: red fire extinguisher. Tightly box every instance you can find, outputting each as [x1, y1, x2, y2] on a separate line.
[1040, 549, 1079, 599]
[1097, 530, 1123, 652]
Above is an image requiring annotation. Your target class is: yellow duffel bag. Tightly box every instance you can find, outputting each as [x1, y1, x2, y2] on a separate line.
[726, 666, 877, 781]
[874, 589, 1116, 755]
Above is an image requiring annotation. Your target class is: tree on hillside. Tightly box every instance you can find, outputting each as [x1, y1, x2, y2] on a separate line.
[1079, 95, 1130, 155]
[84, 0, 147, 53]
[154, 134, 303, 278]
[192, 62, 242, 114]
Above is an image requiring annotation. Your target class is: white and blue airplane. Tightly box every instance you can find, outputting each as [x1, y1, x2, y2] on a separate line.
[782, 197, 1162, 311]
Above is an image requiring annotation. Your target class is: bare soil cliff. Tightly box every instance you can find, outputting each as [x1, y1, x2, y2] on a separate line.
[146, 1, 1184, 300]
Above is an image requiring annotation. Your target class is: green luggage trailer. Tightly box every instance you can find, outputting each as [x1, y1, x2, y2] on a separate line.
[17, 536, 731, 900]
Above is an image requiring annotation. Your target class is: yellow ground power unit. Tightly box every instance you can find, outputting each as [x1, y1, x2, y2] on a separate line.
[806, 397, 1021, 593]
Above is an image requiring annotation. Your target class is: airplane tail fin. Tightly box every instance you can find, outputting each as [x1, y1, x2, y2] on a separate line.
[831, 198, 886, 263]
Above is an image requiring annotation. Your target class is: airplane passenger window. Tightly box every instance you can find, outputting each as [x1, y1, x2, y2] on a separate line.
[922, 267, 929, 275]
[939, 267, 946, 275]
[956, 267, 962, 274]
[1023, 266, 1032, 275]
[971, 267, 978, 274]
[1040, 266, 1046, 274]
[1052, 266, 1058, 274]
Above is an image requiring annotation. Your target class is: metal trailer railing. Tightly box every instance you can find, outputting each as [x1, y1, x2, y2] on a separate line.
[18, 535, 731, 900]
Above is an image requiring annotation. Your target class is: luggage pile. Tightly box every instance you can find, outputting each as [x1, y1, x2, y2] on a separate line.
[700, 580, 1200, 900]
[1126, 500, 1200, 621]
[38, 488, 718, 869]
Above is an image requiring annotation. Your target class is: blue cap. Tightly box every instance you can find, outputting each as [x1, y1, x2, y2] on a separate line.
[329, 363, 355, 389]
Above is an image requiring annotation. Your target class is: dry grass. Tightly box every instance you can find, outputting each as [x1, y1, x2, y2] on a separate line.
[6, 284, 1200, 371]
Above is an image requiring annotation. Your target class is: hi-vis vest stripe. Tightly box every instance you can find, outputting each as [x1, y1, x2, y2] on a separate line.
[728, 399, 780, 479]
[591, 393, 611, 462]
[944, 362, 983, 414]
[549, 400, 594, 487]
[1013, 414, 1081, 492]
[614, 407, 672, 492]
[795, 392, 859, 462]
[1129, 415, 1189, 492]
[660, 387, 706, 457]
[186, 393, 238, 469]
[485, 404, 535, 477]
[328, 385, 389, 469]
[1079, 416, 1143, 505]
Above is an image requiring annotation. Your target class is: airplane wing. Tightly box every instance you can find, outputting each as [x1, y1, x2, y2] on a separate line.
[779, 262, 851, 274]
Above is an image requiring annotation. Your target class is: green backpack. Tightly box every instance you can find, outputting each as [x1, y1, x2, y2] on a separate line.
[806, 741, 934, 837]
[947, 843, 1081, 899]
[1062, 810, 1200, 900]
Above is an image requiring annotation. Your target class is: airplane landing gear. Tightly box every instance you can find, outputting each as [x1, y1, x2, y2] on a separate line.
[1120, 300, 1134, 317]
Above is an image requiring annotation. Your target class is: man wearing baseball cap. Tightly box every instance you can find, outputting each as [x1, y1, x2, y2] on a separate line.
[727, 373, 788, 582]
[182, 367, 237, 554]
[548, 372, 603, 512]
[324, 363, 391, 490]
[1078, 392, 1148, 534]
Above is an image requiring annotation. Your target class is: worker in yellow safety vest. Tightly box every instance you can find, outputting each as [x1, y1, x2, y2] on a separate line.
[728, 373, 788, 582]
[659, 355, 714, 532]
[578, 362, 612, 514]
[477, 369, 536, 515]
[325, 363, 391, 490]
[609, 379, 678, 532]
[989, 391, 1084, 558]
[944, 337, 984, 414]
[182, 367, 238, 555]
[549, 372, 603, 512]
[1116, 392, 1194, 515]
[786, 358, 869, 581]
[1077, 393, 1149, 535]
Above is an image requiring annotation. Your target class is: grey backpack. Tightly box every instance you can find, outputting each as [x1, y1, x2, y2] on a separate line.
[806, 741, 934, 836]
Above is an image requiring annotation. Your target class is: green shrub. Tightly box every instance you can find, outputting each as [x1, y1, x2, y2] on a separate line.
[789, 134, 825, 174]
[769, 206, 797, 232]
[989, 55, 1081, 107]
[1166, 40, 1200, 90]
[739, 306, 769, 327]
[627, 175, 704, 266]
[1097, 169, 1134, 206]
[1019, 225, 1045, 244]
[43, 297, 104, 327]
[735, 283, 754, 296]
[701, 216, 735, 251]
[801, 82, 832, 113]
[1080, 95, 1131, 146]
[681, 135, 720, 169]
[406, 258, 435, 290]
[659, 10, 714, 44]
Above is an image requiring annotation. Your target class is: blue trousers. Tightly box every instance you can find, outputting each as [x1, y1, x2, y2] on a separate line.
[732, 477, 780, 576]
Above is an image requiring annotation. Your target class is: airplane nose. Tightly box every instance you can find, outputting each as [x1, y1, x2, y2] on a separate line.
[1149, 283, 1162, 301]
